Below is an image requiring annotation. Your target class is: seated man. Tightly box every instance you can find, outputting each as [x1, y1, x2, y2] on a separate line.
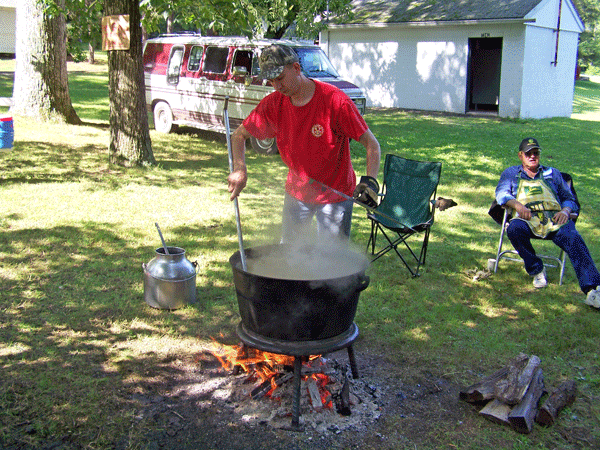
[495, 137, 600, 308]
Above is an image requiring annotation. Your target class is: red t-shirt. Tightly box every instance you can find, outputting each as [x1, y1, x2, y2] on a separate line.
[242, 80, 368, 204]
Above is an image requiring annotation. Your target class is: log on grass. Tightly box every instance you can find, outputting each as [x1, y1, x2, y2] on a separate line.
[459, 366, 509, 403]
[508, 367, 545, 434]
[535, 380, 577, 426]
[495, 354, 541, 405]
[479, 399, 512, 426]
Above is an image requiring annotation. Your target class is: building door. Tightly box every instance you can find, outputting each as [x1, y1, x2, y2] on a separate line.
[467, 37, 503, 113]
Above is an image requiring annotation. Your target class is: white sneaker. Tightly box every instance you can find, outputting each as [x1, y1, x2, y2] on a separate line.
[532, 268, 547, 289]
[584, 286, 600, 308]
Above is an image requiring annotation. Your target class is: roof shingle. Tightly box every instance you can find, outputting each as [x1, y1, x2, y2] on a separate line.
[341, 0, 544, 24]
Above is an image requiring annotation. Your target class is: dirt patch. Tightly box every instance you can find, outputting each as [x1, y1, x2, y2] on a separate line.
[123, 344, 477, 450]
[8, 342, 596, 449]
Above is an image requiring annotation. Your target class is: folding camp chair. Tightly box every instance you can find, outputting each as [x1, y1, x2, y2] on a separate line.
[366, 154, 442, 277]
[488, 172, 579, 285]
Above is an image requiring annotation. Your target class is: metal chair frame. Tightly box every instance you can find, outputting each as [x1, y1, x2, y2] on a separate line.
[493, 208, 568, 285]
[491, 171, 579, 285]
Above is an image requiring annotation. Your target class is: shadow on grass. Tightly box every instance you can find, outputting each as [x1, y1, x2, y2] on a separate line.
[0, 220, 246, 444]
[3, 107, 600, 448]
[0, 135, 238, 190]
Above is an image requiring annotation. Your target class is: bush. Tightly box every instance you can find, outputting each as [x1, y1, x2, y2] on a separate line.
[67, 40, 87, 63]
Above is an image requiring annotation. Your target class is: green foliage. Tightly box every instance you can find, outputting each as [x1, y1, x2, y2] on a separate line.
[139, 0, 352, 39]
[574, 0, 600, 70]
[67, 39, 87, 63]
[42, 0, 106, 59]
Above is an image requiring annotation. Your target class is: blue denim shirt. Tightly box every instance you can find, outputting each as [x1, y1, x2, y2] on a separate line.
[495, 165, 579, 214]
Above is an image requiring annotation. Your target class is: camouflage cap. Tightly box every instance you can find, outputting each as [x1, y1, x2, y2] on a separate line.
[258, 45, 299, 80]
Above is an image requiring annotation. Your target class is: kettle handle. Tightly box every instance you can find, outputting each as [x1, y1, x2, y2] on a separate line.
[357, 275, 370, 292]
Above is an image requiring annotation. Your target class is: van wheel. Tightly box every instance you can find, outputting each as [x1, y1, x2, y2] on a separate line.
[154, 102, 174, 133]
[249, 137, 278, 155]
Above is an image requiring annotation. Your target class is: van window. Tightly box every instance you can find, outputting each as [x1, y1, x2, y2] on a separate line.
[232, 50, 253, 75]
[188, 46, 203, 72]
[167, 46, 184, 84]
[251, 53, 260, 76]
[294, 47, 340, 79]
[202, 46, 229, 73]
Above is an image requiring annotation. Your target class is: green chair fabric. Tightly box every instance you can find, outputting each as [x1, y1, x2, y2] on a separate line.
[367, 154, 442, 277]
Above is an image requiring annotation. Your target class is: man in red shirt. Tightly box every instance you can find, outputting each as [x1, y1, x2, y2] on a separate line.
[227, 44, 381, 242]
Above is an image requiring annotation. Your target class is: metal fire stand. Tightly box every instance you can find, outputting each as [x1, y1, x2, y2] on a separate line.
[236, 322, 360, 430]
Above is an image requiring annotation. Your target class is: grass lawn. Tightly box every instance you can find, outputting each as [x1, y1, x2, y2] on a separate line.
[1, 59, 599, 449]
[571, 76, 600, 121]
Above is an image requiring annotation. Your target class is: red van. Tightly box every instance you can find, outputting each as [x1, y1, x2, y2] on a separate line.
[143, 35, 367, 154]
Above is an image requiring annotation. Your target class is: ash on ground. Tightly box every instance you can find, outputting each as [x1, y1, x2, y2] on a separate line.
[175, 351, 385, 434]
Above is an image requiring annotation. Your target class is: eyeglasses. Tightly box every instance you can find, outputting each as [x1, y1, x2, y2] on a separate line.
[523, 150, 541, 157]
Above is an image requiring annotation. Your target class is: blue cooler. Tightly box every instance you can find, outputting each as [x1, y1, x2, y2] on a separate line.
[1, 116, 14, 149]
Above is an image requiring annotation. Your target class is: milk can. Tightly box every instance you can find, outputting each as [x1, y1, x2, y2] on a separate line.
[143, 247, 197, 309]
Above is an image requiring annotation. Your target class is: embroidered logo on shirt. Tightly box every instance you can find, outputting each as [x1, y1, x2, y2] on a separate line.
[311, 124, 324, 138]
[524, 186, 543, 196]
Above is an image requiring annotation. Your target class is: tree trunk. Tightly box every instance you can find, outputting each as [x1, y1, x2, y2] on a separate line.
[88, 43, 95, 64]
[12, 0, 81, 124]
[166, 12, 175, 34]
[104, 0, 155, 167]
[87, 0, 96, 64]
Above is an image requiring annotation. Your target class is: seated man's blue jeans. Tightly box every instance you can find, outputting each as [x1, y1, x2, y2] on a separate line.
[507, 219, 600, 293]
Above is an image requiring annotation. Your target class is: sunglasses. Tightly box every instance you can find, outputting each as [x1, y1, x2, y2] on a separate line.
[523, 149, 541, 157]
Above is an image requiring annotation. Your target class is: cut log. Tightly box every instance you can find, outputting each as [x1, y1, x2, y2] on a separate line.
[479, 399, 512, 426]
[306, 377, 323, 411]
[251, 379, 273, 399]
[535, 380, 577, 426]
[495, 354, 541, 405]
[508, 367, 545, 434]
[339, 374, 352, 416]
[250, 372, 293, 399]
[459, 366, 509, 403]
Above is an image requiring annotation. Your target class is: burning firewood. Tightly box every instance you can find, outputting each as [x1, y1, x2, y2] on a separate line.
[339, 374, 352, 416]
[209, 341, 357, 426]
[251, 372, 294, 399]
[301, 357, 336, 377]
[306, 377, 324, 411]
[251, 379, 273, 399]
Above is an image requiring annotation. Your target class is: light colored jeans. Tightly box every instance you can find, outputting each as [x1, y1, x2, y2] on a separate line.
[281, 193, 354, 243]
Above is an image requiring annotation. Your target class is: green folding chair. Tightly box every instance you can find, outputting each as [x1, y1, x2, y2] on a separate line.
[366, 154, 442, 277]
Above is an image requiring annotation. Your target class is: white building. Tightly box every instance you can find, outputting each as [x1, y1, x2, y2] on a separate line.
[320, 0, 584, 119]
[0, 0, 16, 54]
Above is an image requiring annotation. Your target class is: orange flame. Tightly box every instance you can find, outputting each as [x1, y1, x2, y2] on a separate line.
[209, 339, 334, 407]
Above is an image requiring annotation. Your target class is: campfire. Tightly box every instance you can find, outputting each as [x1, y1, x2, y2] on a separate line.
[210, 341, 356, 418]
[214, 242, 377, 431]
